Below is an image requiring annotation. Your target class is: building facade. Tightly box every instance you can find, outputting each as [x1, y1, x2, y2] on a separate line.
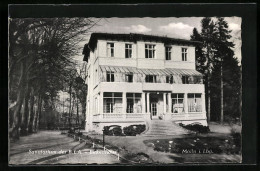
[83, 33, 207, 133]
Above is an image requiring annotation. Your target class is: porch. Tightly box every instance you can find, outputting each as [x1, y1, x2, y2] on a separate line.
[92, 91, 206, 123]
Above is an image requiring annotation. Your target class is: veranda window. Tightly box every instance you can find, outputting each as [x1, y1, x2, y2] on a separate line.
[125, 73, 133, 82]
[145, 75, 157, 83]
[126, 93, 142, 113]
[103, 92, 122, 113]
[166, 75, 174, 84]
[106, 71, 114, 82]
[171, 94, 184, 113]
[188, 94, 202, 112]
[182, 76, 189, 84]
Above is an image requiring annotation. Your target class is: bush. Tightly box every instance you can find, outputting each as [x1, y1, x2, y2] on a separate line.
[123, 125, 146, 136]
[179, 123, 210, 133]
[68, 128, 75, 134]
[103, 125, 123, 136]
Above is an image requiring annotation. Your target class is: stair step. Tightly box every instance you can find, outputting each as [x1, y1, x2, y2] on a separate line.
[144, 120, 189, 136]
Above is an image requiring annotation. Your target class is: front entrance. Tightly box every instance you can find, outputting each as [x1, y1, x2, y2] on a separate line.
[151, 102, 157, 118]
[150, 94, 161, 119]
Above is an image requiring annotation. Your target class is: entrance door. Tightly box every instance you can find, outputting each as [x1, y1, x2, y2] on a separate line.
[151, 102, 157, 118]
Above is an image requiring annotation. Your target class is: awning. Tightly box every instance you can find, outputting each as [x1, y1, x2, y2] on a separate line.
[99, 65, 202, 76]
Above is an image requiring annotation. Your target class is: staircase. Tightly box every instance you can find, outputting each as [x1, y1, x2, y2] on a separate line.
[143, 119, 190, 136]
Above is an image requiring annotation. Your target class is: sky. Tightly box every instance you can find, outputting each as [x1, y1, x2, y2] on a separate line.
[74, 17, 241, 65]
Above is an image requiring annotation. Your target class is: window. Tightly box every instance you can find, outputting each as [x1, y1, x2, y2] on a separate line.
[145, 75, 157, 83]
[126, 93, 142, 113]
[182, 48, 187, 61]
[145, 44, 155, 58]
[188, 94, 202, 112]
[182, 76, 189, 84]
[107, 43, 114, 57]
[165, 47, 172, 60]
[166, 75, 174, 84]
[171, 94, 184, 113]
[106, 71, 114, 82]
[103, 92, 122, 113]
[125, 73, 133, 82]
[125, 44, 132, 58]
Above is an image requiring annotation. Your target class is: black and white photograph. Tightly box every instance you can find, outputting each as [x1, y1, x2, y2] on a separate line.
[7, 4, 254, 166]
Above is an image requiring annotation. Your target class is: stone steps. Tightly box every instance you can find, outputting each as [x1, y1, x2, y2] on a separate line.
[144, 120, 189, 136]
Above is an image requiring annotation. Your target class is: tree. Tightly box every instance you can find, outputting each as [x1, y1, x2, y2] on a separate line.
[214, 17, 236, 124]
[196, 17, 217, 122]
[190, 28, 206, 75]
[9, 18, 99, 139]
[191, 17, 241, 124]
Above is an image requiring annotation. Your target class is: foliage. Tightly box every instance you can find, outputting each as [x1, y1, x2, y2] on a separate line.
[9, 18, 99, 139]
[103, 125, 124, 136]
[123, 125, 146, 136]
[103, 124, 146, 136]
[190, 17, 241, 123]
[179, 123, 210, 133]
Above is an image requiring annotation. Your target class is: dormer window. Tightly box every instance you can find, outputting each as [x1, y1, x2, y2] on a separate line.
[165, 47, 172, 60]
[107, 43, 114, 57]
[145, 44, 155, 58]
[182, 48, 187, 61]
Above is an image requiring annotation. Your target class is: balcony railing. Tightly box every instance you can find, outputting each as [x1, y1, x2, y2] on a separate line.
[92, 113, 147, 122]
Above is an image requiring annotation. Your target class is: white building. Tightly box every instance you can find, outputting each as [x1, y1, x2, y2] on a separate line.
[83, 33, 207, 133]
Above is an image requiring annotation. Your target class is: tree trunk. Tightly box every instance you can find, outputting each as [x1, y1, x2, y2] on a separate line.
[32, 94, 40, 132]
[76, 97, 79, 126]
[68, 84, 72, 128]
[35, 95, 42, 132]
[20, 83, 30, 136]
[9, 61, 26, 139]
[28, 87, 35, 133]
[207, 73, 211, 122]
[220, 62, 224, 124]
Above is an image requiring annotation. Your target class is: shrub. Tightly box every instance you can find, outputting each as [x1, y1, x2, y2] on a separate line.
[68, 128, 75, 134]
[179, 123, 210, 133]
[103, 125, 123, 136]
[123, 124, 146, 136]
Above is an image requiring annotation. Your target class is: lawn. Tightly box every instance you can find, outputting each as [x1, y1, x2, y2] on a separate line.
[144, 134, 241, 155]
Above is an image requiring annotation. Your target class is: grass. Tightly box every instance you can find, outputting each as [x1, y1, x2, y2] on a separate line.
[143, 134, 241, 155]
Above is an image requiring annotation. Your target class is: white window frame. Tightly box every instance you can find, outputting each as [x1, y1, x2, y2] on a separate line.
[125, 44, 132, 58]
[188, 93, 202, 113]
[182, 47, 187, 61]
[166, 75, 174, 84]
[125, 72, 133, 82]
[126, 93, 142, 113]
[107, 42, 114, 57]
[106, 71, 114, 82]
[145, 44, 156, 58]
[103, 92, 122, 113]
[171, 93, 184, 113]
[165, 46, 172, 60]
[145, 75, 157, 83]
